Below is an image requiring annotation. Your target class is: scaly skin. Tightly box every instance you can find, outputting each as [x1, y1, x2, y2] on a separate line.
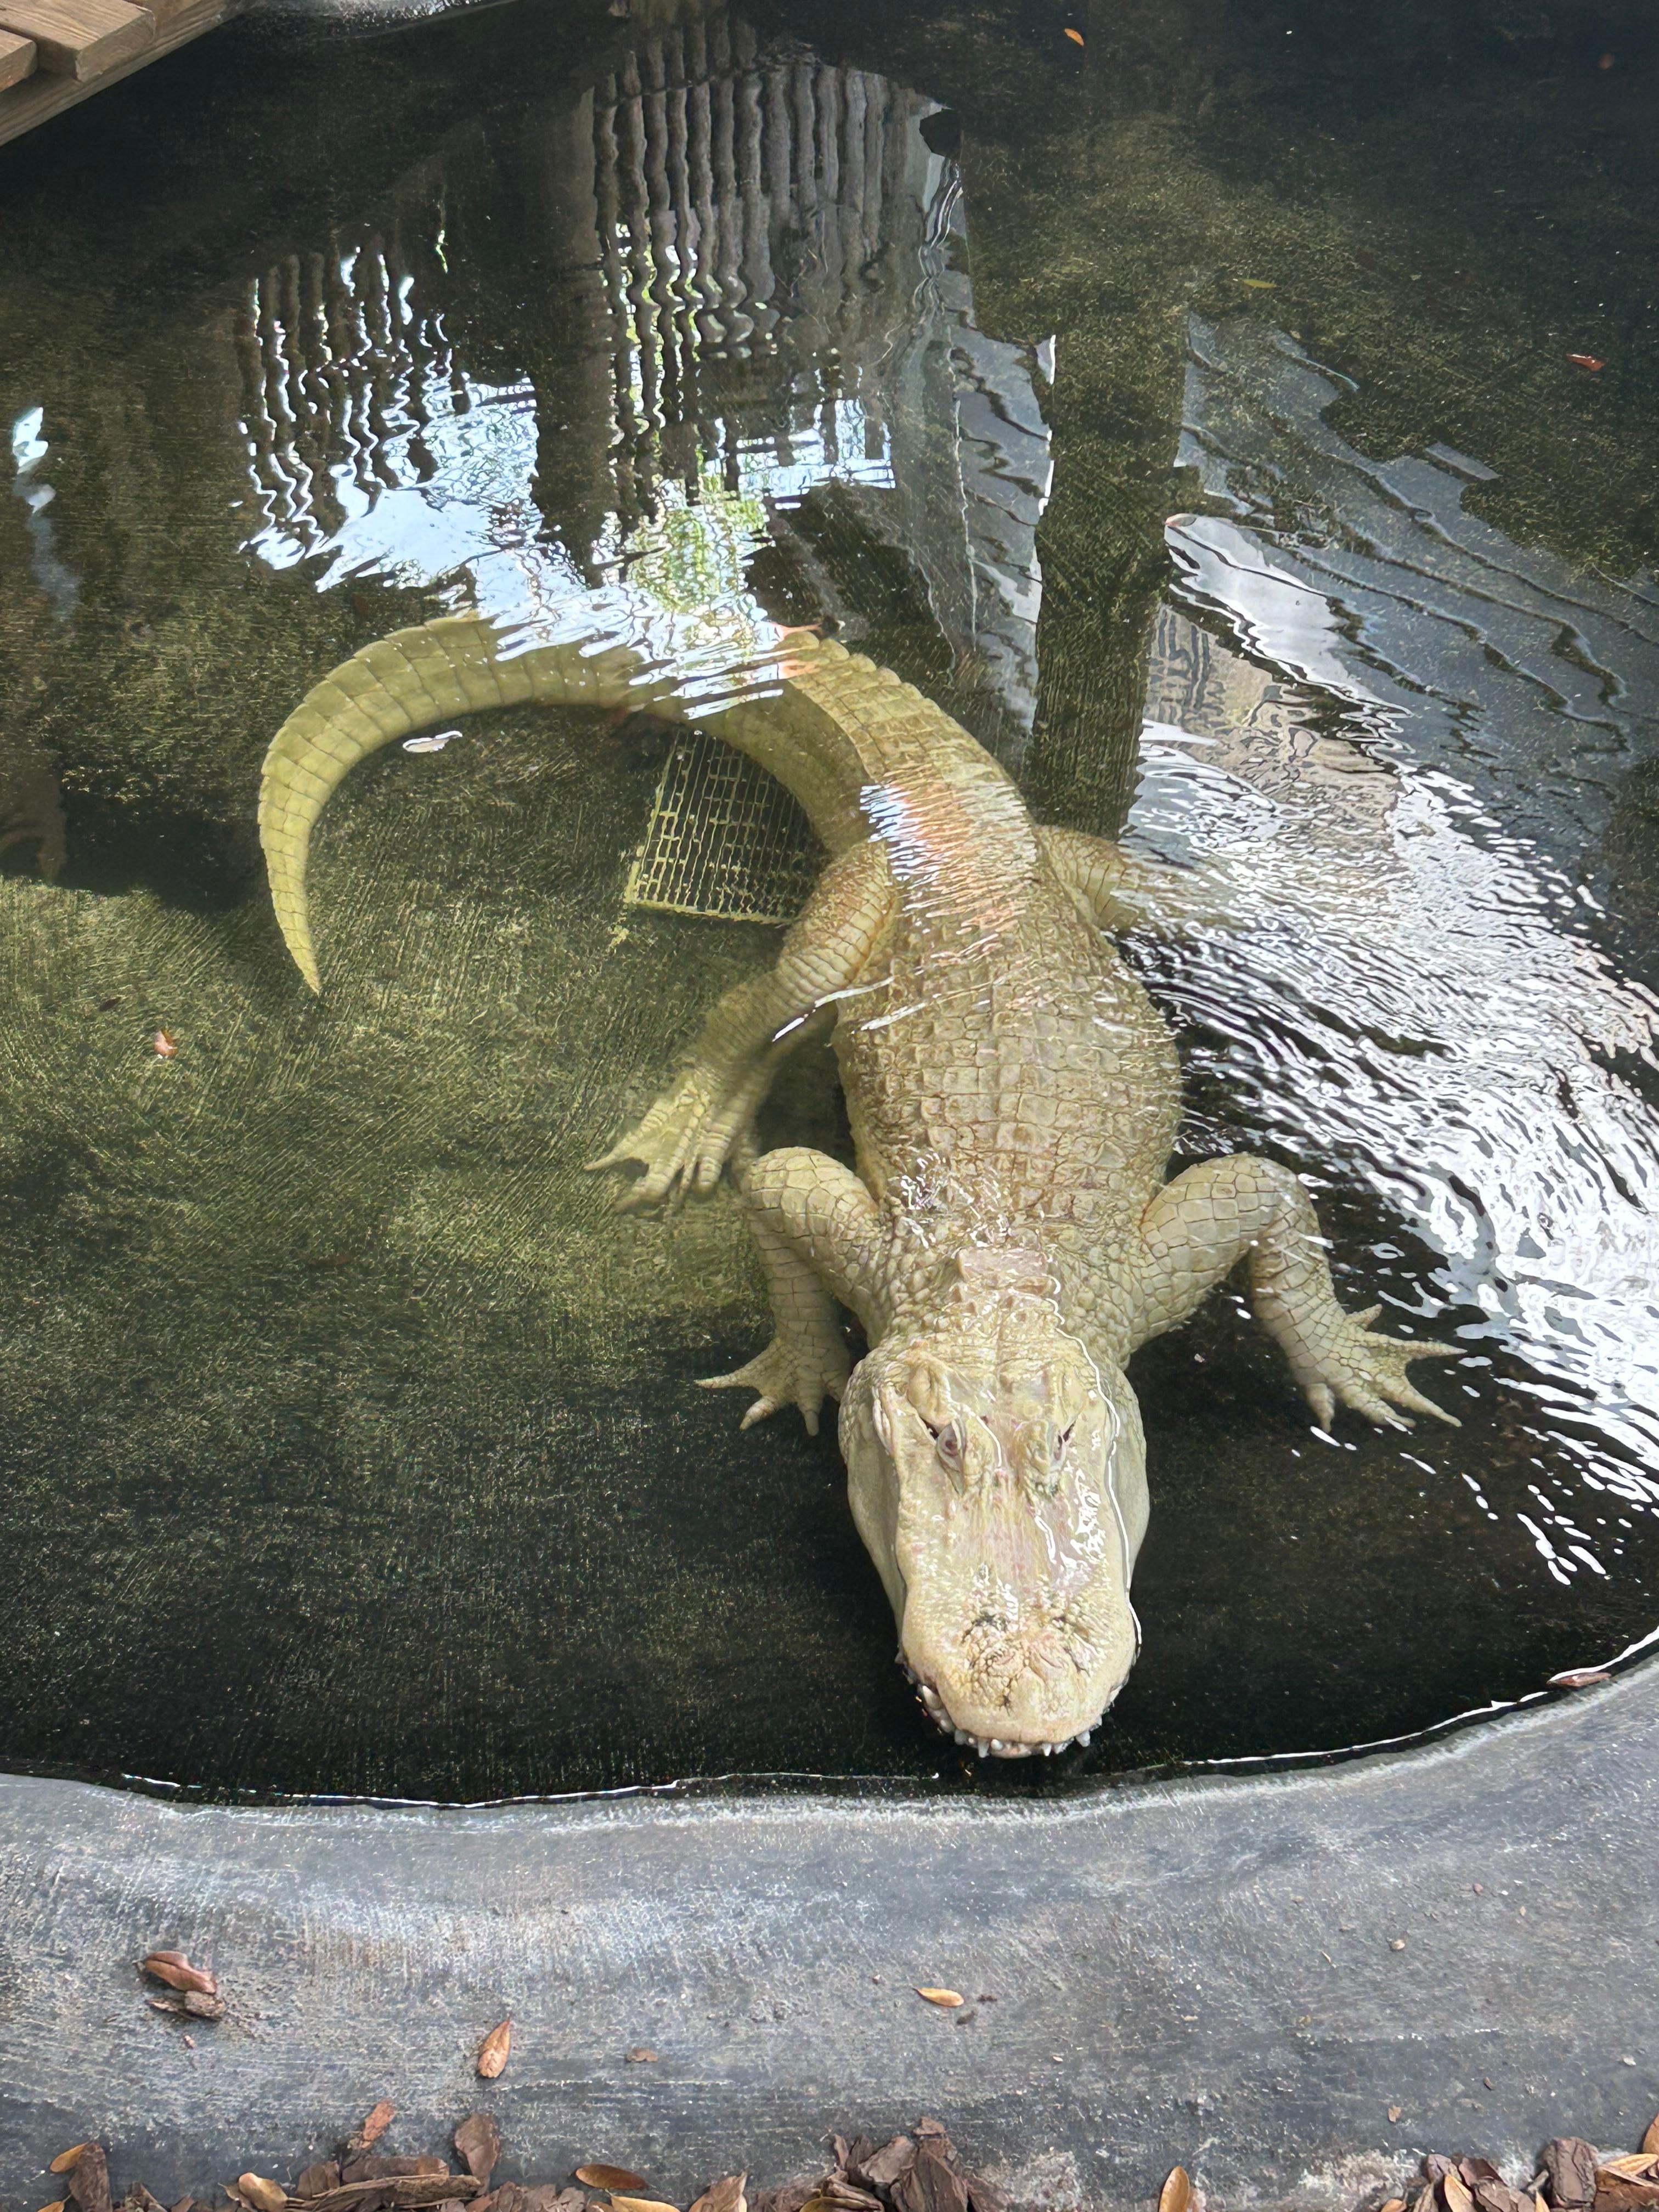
[258, 613, 1457, 1758]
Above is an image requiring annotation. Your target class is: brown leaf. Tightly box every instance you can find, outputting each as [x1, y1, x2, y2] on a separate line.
[53, 2152, 94, 2177]
[1567, 355, 1606, 372]
[69, 2145, 113, 2212]
[625, 2049, 659, 2064]
[342, 2164, 449, 2186]
[1444, 2177, 1475, 2212]
[1601, 2168, 1659, 2185]
[294, 2170, 341, 2200]
[812, 2185, 877, 2212]
[1158, 2172, 1192, 2212]
[1645, 2125, 1659, 2162]
[153, 1031, 179, 1058]
[1545, 2143, 1601, 2212]
[853, 2143, 915, 2194]
[304, 2184, 478, 2212]
[913, 1989, 963, 2009]
[892, 2148, 967, 2212]
[1389, 2115, 1404, 2128]
[349, 2104, 398, 2156]
[575, 2175, 648, 2197]
[477, 2019, 512, 2079]
[606, 2198, 682, 2212]
[119, 2189, 167, 2212]
[238, 2182, 287, 2212]
[1549, 1669, 1611, 1689]
[143, 1953, 218, 1998]
[1383, 2200, 1407, 2210]
[38, 2202, 69, 2212]
[964, 2177, 1007, 2212]
[455, 2120, 503, 2189]
[1595, 2182, 1659, 2212]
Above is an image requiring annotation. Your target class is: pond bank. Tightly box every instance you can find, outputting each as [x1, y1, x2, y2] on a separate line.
[2, 1664, 1655, 2207]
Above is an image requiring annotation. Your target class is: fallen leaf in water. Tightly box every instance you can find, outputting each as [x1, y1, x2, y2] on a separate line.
[608, 2198, 681, 2212]
[1444, 2175, 1475, 2212]
[1645, 2121, 1659, 2158]
[49, 2152, 89, 2177]
[37, 2200, 67, 2212]
[1241, 279, 1276, 289]
[1383, 2198, 1406, 2209]
[1389, 2111, 1404, 2125]
[1158, 2170, 1191, 2212]
[477, 2019, 512, 2078]
[349, 2103, 397, 2154]
[153, 1031, 178, 1058]
[295, 2165, 342, 2198]
[238, 2183, 287, 2212]
[1568, 354, 1606, 370]
[1062, 26, 1084, 43]
[625, 2047, 660, 2063]
[576, 2171, 648, 2194]
[402, 731, 459, 754]
[1549, 1668, 1611, 1688]
[914, 1988, 963, 2008]
[1599, 2161, 1659, 2182]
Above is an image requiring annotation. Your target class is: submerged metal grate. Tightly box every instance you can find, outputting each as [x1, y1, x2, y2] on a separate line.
[624, 727, 822, 926]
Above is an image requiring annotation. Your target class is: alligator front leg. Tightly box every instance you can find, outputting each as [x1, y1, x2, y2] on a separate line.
[1131, 1155, 1459, 1430]
[701, 1144, 882, 1434]
[589, 839, 891, 1209]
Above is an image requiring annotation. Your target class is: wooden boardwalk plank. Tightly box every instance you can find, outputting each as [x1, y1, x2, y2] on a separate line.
[0, 0, 225, 142]
[0, 0, 153, 78]
[0, 27, 35, 84]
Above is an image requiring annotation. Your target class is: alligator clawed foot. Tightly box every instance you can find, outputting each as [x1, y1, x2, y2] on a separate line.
[1303, 1308, 1462, 1432]
[585, 1068, 736, 1211]
[699, 1337, 850, 1436]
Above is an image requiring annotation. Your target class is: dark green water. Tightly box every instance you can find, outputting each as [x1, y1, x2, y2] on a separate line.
[2, 0, 1657, 1802]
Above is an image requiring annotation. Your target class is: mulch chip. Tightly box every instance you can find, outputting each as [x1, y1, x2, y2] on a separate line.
[43, 2092, 1659, 2212]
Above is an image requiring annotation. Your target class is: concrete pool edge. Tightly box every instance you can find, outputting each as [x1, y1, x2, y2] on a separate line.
[1, 1668, 1655, 2209]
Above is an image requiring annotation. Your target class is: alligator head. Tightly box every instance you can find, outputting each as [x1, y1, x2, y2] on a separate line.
[840, 1247, 1148, 1758]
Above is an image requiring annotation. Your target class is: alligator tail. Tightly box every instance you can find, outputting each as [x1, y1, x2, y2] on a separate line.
[257, 616, 676, 991]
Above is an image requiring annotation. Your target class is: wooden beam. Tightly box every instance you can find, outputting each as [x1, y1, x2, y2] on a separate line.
[0, 0, 153, 78]
[0, 26, 35, 83]
[0, 0, 225, 142]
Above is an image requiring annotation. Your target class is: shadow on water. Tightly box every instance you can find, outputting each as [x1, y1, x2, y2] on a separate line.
[0, 0, 1657, 1800]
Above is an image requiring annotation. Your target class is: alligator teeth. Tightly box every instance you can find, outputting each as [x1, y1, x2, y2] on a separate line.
[1077, 1730, 1091, 1747]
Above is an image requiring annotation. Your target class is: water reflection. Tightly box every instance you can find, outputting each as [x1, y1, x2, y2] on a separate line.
[236, 19, 1051, 759]
[1, 1, 1658, 1796]
[1135, 313, 1659, 1610]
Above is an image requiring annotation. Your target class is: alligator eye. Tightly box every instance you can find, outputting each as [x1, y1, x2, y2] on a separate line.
[932, 1420, 964, 1465]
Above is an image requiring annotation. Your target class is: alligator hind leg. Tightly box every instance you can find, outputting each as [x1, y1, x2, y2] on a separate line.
[1131, 1154, 1460, 1430]
[1040, 825, 1239, 937]
[701, 1143, 883, 1433]
[589, 838, 891, 1210]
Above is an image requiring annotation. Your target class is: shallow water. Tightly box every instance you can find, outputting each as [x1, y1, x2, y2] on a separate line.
[1, 0, 1657, 1801]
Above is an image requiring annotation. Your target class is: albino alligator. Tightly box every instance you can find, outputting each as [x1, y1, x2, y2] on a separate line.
[258, 614, 1455, 1758]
